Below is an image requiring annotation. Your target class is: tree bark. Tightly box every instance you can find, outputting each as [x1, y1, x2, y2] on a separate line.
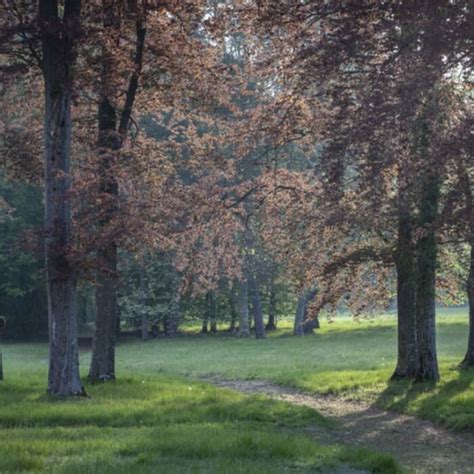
[229, 297, 237, 332]
[265, 282, 277, 330]
[201, 292, 210, 334]
[40, 0, 85, 397]
[294, 292, 306, 336]
[460, 167, 474, 368]
[414, 173, 440, 382]
[89, 97, 119, 381]
[461, 244, 474, 368]
[392, 202, 419, 379]
[166, 298, 180, 335]
[294, 288, 317, 336]
[237, 280, 250, 337]
[201, 313, 208, 333]
[164, 268, 180, 336]
[90, 5, 146, 382]
[204, 292, 217, 334]
[303, 289, 318, 334]
[248, 273, 265, 339]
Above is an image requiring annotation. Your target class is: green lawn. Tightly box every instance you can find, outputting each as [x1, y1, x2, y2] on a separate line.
[122, 308, 473, 431]
[0, 308, 472, 472]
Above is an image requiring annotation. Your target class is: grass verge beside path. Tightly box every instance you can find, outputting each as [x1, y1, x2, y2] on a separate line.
[114, 310, 473, 432]
[0, 309, 471, 472]
[0, 374, 399, 473]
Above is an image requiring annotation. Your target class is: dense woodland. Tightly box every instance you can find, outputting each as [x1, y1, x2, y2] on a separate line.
[0, 0, 472, 398]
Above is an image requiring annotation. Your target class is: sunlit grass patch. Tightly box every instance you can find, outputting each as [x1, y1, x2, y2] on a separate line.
[0, 376, 400, 473]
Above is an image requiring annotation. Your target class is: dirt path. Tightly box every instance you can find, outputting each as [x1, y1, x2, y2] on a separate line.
[209, 379, 474, 474]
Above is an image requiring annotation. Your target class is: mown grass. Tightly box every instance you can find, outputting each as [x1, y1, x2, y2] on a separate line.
[0, 374, 399, 473]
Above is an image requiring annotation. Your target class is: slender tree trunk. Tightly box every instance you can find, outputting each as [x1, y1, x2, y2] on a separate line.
[89, 4, 146, 382]
[89, 95, 119, 381]
[229, 298, 237, 332]
[201, 293, 209, 333]
[392, 203, 419, 379]
[461, 244, 474, 368]
[237, 280, 250, 337]
[265, 282, 277, 330]
[414, 173, 440, 382]
[40, 0, 85, 397]
[248, 274, 265, 339]
[460, 166, 474, 368]
[164, 268, 180, 336]
[210, 292, 218, 333]
[166, 298, 180, 335]
[204, 292, 217, 334]
[89, 1, 120, 382]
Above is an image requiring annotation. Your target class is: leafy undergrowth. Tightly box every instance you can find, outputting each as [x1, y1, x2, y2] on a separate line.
[0, 375, 400, 473]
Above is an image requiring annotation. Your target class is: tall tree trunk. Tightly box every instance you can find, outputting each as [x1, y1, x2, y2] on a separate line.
[392, 202, 419, 379]
[461, 244, 474, 368]
[248, 274, 265, 339]
[411, 0, 446, 384]
[294, 288, 317, 336]
[89, 96, 120, 381]
[40, 0, 85, 397]
[460, 165, 474, 368]
[265, 282, 277, 330]
[414, 173, 440, 382]
[89, 1, 120, 382]
[237, 280, 250, 337]
[90, 5, 146, 382]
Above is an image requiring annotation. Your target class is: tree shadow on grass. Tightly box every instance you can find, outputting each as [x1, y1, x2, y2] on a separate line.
[375, 367, 474, 431]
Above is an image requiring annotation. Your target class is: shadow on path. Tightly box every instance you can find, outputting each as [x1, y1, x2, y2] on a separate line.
[207, 378, 474, 474]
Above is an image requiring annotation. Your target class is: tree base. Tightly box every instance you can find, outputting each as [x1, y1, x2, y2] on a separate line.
[459, 354, 474, 369]
[89, 373, 115, 384]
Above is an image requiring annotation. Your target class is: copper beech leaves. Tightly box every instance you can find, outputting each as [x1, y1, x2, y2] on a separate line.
[0, 0, 472, 308]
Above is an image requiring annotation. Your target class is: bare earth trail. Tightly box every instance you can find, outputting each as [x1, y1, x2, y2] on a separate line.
[208, 379, 474, 474]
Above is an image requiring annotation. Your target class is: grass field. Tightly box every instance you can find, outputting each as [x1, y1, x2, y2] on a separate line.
[116, 308, 473, 431]
[0, 308, 472, 473]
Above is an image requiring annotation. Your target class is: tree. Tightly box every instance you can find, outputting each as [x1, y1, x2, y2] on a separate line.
[0, 1, 86, 395]
[89, 0, 147, 383]
[294, 288, 318, 336]
[236, 279, 250, 337]
[462, 244, 474, 368]
[40, 0, 85, 396]
[243, 0, 471, 382]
